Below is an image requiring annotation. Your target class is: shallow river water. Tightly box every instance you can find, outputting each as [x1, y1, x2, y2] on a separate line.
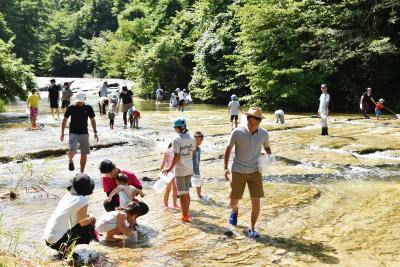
[0, 79, 400, 266]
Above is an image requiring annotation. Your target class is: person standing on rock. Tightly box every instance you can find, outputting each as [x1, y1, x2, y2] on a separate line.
[117, 86, 134, 129]
[61, 92, 98, 173]
[360, 88, 375, 119]
[61, 82, 73, 114]
[224, 107, 272, 239]
[48, 79, 61, 120]
[99, 159, 142, 212]
[318, 84, 330, 136]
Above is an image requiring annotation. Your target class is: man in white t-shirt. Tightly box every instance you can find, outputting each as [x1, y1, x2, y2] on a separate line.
[228, 94, 241, 129]
[318, 84, 330, 136]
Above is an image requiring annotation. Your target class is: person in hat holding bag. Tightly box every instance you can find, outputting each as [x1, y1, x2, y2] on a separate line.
[44, 174, 97, 256]
[223, 107, 272, 239]
[61, 91, 98, 173]
[318, 84, 330, 136]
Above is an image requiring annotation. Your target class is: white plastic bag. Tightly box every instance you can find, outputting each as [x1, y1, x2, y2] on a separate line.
[191, 174, 202, 187]
[159, 171, 174, 183]
[153, 179, 166, 193]
[258, 154, 276, 174]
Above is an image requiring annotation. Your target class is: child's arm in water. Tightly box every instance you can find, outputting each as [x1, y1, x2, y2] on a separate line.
[117, 212, 136, 238]
[107, 185, 123, 202]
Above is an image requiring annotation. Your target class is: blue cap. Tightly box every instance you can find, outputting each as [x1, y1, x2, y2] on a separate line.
[173, 118, 186, 128]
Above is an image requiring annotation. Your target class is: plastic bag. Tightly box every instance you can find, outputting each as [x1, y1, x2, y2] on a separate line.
[258, 154, 276, 174]
[153, 179, 166, 193]
[159, 171, 174, 183]
[191, 174, 202, 187]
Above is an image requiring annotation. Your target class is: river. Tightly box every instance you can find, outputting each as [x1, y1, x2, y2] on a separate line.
[0, 78, 399, 266]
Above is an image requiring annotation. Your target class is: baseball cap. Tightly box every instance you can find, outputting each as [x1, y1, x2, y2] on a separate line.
[75, 92, 86, 103]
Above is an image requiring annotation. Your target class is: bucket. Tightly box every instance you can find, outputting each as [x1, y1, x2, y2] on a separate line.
[159, 171, 174, 183]
[258, 154, 276, 174]
[191, 175, 202, 187]
[153, 179, 166, 193]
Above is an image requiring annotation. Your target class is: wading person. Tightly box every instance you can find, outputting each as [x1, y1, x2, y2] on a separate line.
[360, 88, 375, 119]
[228, 94, 241, 129]
[162, 118, 196, 222]
[61, 92, 98, 172]
[27, 89, 41, 130]
[274, 109, 284, 124]
[99, 159, 142, 212]
[117, 86, 134, 128]
[61, 82, 73, 114]
[44, 173, 97, 256]
[223, 107, 272, 239]
[318, 84, 330, 136]
[48, 79, 60, 120]
[156, 87, 164, 102]
[99, 81, 108, 98]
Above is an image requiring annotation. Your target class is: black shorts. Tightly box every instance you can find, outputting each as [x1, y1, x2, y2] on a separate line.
[50, 100, 59, 109]
[178, 100, 184, 105]
[230, 115, 238, 122]
[61, 100, 70, 108]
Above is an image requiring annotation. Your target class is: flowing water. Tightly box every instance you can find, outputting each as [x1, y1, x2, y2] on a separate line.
[0, 78, 400, 266]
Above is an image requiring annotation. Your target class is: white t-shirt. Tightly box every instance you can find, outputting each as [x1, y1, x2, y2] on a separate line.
[274, 109, 284, 116]
[319, 93, 330, 114]
[228, 101, 240, 116]
[178, 91, 184, 100]
[44, 192, 88, 244]
[98, 97, 108, 105]
[172, 133, 196, 177]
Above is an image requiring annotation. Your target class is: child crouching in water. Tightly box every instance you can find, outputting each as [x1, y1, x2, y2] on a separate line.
[159, 143, 179, 209]
[106, 173, 145, 209]
[96, 201, 149, 242]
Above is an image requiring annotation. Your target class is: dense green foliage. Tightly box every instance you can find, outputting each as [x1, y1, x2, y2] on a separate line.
[0, 0, 399, 111]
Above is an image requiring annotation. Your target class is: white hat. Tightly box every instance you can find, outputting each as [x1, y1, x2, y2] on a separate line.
[379, 98, 385, 103]
[75, 92, 86, 103]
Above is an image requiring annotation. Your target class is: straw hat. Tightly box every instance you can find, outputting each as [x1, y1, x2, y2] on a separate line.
[244, 107, 264, 119]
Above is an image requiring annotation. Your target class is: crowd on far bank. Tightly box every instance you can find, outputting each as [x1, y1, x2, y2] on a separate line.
[22, 79, 397, 259]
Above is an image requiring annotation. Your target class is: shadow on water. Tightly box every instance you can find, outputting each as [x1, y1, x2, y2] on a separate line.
[252, 233, 339, 264]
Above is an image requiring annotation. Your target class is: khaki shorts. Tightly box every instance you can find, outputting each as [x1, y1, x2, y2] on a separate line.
[230, 171, 264, 199]
[175, 175, 191, 196]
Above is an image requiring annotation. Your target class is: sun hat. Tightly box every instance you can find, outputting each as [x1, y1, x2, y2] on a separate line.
[244, 107, 265, 119]
[379, 98, 385, 103]
[75, 92, 86, 103]
[67, 173, 95, 196]
[231, 94, 238, 101]
[173, 118, 186, 128]
[321, 84, 328, 88]
[122, 86, 128, 91]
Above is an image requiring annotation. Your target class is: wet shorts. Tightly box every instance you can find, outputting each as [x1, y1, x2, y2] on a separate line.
[69, 134, 90, 155]
[230, 115, 238, 122]
[175, 175, 191, 195]
[230, 171, 264, 199]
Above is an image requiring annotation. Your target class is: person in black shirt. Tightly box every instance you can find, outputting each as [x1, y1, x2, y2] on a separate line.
[60, 92, 98, 173]
[360, 88, 375, 119]
[48, 79, 61, 120]
[117, 86, 134, 128]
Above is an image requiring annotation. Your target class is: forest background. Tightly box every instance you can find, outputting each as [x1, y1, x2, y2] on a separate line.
[0, 0, 399, 112]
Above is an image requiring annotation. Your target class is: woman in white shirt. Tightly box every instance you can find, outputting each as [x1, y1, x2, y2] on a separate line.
[44, 174, 96, 255]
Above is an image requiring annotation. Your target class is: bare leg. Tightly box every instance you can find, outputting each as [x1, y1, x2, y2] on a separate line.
[51, 108, 55, 119]
[164, 183, 172, 207]
[68, 150, 76, 163]
[56, 108, 60, 120]
[171, 179, 178, 207]
[80, 154, 87, 173]
[196, 186, 202, 197]
[250, 198, 260, 231]
[180, 193, 190, 217]
[230, 198, 239, 214]
[234, 119, 238, 128]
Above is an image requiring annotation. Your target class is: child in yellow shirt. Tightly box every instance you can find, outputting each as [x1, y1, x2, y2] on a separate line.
[27, 89, 40, 129]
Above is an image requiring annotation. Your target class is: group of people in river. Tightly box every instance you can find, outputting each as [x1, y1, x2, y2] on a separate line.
[26, 79, 394, 258]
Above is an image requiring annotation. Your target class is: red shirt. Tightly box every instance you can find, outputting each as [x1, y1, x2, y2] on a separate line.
[133, 111, 140, 118]
[102, 169, 142, 193]
[376, 102, 383, 110]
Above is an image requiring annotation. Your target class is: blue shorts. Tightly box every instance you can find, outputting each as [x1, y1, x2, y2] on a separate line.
[375, 110, 382, 116]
